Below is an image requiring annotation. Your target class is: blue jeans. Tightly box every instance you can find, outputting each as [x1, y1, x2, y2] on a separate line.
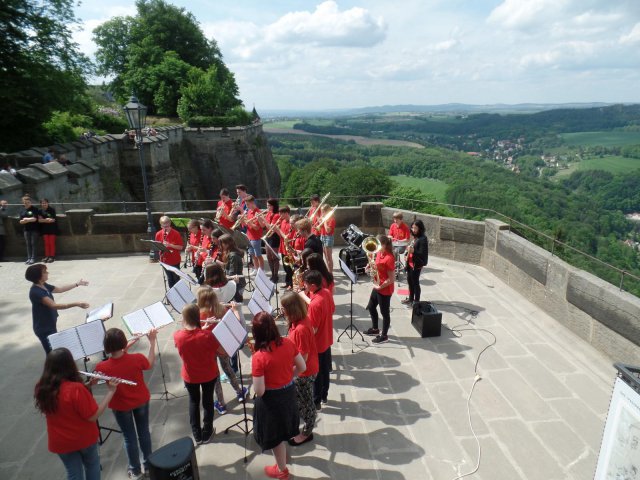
[24, 230, 38, 260]
[58, 442, 100, 480]
[248, 239, 262, 258]
[112, 403, 152, 475]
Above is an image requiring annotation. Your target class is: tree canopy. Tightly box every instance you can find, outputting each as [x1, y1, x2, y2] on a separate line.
[0, 0, 91, 151]
[93, 0, 241, 118]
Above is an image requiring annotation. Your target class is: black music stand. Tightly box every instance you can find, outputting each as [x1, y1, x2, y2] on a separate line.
[245, 250, 255, 292]
[337, 258, 366, 351]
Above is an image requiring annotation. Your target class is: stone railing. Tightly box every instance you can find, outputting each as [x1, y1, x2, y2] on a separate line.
[2, 202, 638, 363]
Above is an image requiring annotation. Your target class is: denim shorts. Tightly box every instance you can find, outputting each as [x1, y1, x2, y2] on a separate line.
[320, 235, 334, 247]
[248, 239, 263, 257]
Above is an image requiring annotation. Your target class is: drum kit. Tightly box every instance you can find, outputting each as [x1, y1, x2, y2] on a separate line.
[339, 224, 373, 275]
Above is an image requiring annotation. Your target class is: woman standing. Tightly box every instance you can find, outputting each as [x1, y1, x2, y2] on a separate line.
[364, 235, 396, 344]
[174, 303, 221, 444]
[96, 328, 157, 480]
[281, 292, 318, 447]
[251, 312, 306, 479]
[34, 348, 118, 480]
[263, 198, 281, 284]
[25, 264, 89, 353]
[402, 219, 429, 308]
[39, 198, 58, 262]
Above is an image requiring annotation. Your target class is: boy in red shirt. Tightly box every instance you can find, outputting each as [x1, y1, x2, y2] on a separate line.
[216, 188, 235, 229]
[155, 216, 184, 288]
[242, 195, 264, 271]
[364, 235, 396, 344]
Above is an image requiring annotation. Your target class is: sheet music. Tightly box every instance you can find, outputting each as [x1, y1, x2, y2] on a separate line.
[254, 271, 274, 301]
[248, 297, 264, 317]
[251, 288, 273, 314]
[143, 301, 174, 329]
[160, 262, 198, 285]
[122, 309, 153, 336]
[166, 280, 194, 312]
[140, 239, 167, 251]
[48, 329, 85, 360]
[86, 302, 114, 323]
[76, 320, 106, 357]
[339, 258, 357, 285]
[213, 310, 248, 357]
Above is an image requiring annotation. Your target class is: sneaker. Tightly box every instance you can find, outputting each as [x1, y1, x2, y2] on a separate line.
[315, 401, 322, 411]
[41, 257, 49, 263]
[128, 471, 144, 480]
[400, 297, 412, 305]
[405, 302, 414, 309]
[48, 257, 55, 263]
[264, 464, 290, 479]
[321, 398, 328, 405]
[372, 335, 389, 344]
[364, 328, 380, 336]
[219, 372, 229, 383]
[214, 401, 227, 415]
[201, 428, 214, 444]
[236, 386, 249, 402]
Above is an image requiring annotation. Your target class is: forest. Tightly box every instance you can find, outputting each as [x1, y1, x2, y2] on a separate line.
[270, 133, 640, 296]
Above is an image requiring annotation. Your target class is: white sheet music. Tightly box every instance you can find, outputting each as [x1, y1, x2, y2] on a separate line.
[144, 302, 174, 328]
[48, 329, 85, 360]
[122, 309, 153, 336]
[166, 280, 194, 312]
[339, 258, 357, 284]
[255, 269, 275, 299]
[251, 288, 273, 314]
[213, 310, 248, 356]
[248, 297, 265, 317]
[86, 302, 114, 323]
[160, 262, 197, 285]
[76, 320, 106, 357]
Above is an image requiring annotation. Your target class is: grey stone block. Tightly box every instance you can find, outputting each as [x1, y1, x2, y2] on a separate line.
[440, 217, 485, 245]
[496, 231, 548, 284]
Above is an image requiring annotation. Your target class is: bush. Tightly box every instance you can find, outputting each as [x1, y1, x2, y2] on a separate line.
[43, 111, 94, 144]
[186, 108, 252, 128]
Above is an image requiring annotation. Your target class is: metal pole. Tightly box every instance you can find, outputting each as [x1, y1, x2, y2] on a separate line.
[136, 133, 156, 261]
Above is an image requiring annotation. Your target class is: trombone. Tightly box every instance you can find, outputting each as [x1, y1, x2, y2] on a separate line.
[362, 236, 382, 285]
[306, 192, 330, 218]
[230, 212, 247, 230]
[315, 205, 337, 231]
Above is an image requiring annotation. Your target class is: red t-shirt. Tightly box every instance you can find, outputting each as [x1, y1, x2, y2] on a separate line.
[44, 381, 99, 454]
[155, 228, 183, 265]
[376, 250, 396, 296]
[246, 208, 263, 240]
[293, 235, 305, 252]
[96, 353, 151, 411]
[189, 230, 203, 263]
[174, 328, 220, 383]
[308, 288, 334, 352]
[322, 278, 336, 297]
[217, 199, 234, 229]
[265, 211, 280, 229]
[251, 338, 298, 389]
[197, 235, 212, 266]
[288, 319, 319, 377]
[389, 222, 410, 242]
[278, 219, 291, 254]
[320, 216, 336, 236]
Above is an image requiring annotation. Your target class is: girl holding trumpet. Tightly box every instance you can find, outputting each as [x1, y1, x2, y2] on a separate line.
[364, 235, 396, 344]
[96, 328, 158, 479]
[243, 195, 265, 271]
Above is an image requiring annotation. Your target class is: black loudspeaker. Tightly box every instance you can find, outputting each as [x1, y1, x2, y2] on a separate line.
[411, 301, 442, 337]
[339, 247, 368, 275]
[148, 437, 199, 480]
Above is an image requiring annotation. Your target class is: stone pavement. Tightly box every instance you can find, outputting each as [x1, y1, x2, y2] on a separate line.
[0, 253, 617, 479]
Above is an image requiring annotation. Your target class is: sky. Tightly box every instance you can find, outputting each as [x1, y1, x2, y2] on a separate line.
[72, 0, 640, 110]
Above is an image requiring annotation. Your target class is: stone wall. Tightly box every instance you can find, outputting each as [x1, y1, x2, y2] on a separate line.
[1, 202, 638, 363]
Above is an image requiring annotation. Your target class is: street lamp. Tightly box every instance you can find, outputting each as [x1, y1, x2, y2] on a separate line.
[123, 94, 156, 261]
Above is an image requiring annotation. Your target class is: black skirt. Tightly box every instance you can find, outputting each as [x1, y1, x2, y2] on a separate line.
[253, 383, 299, 451]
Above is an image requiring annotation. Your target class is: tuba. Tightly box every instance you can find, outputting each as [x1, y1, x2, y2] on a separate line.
[362, 236, 382, 284]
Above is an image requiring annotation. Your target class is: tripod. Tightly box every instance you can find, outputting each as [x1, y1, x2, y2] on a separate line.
[245, 251, 255, 293]
[83, 357, 121, 444]
[224, 350, 253, 463]
[337, 259, 365, 352]
[152, 339, 185, 404]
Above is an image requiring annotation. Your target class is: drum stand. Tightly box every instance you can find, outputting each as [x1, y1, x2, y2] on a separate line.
[224, 353, 253, 463]
[83, 357, 121, 445]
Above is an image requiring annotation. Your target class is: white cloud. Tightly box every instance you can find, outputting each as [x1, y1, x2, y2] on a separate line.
[620, 23, 640, 44]
[264, 1, 386, 47]
[487, 0, 567, 30]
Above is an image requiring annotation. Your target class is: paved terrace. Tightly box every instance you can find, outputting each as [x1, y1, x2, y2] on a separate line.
[1, 253, 616, 480]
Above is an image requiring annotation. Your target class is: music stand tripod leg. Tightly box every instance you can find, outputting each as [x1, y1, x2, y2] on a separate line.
[224, 352, 253, 463]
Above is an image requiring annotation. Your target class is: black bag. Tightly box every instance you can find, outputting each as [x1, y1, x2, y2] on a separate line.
[411, 301, 442, 337]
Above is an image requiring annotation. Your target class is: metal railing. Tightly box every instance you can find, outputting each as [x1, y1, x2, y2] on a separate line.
[5, 195, 639, 295]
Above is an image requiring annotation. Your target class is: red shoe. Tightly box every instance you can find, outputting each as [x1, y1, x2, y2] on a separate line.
[264, 464, 290, 479]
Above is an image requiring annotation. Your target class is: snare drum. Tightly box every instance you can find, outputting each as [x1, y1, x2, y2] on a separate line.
[392, 240, 408, 255]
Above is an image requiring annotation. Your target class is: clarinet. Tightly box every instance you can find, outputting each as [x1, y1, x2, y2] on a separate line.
[80, 371, 137, 386]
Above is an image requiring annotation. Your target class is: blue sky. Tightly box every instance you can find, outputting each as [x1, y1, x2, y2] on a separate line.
[73, 0, 640, 110]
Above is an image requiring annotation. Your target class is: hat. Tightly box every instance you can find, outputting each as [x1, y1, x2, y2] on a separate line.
[213, 280, 236, 303]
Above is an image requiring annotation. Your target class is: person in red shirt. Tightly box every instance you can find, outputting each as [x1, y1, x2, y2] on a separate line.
[233, 184, 248, 217]
[281, 292, 319, 447]
[251, 312, 306, 480]
[364, 235, 396, 344]
[174, 302, 223, 444]
[277, 206, 294, 289]
[307, 194, 321, 235]
[185, 219, 203, 277]
[96, 328, 157, 479]
[388, 211, 410, 243]
[34, 348, 118, 480]
[302, 270, 333, 410]
[155, 216, 184, 288]
[319, 204, 336, 272]
[241, 195, 264, 271]
[262, 198, 281, 283]
[216, 188, 235, 229]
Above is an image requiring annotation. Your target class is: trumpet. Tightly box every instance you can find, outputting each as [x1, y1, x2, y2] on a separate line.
[80, 371, 137, 386]
[362, 236, 382, 284]
[231, 212, 247, 230]
[215, 205, 226, 222]
[261, 222, 278, 241]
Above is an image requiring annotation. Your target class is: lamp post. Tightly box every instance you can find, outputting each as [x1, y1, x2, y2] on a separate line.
[123, 95, 156, 261]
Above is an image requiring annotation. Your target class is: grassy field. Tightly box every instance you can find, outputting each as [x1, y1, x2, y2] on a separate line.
[555, 155, 640, 177]
[559, 131, 640, 147]
[390, 175, 449, 201]
[263, 120, 298, 129]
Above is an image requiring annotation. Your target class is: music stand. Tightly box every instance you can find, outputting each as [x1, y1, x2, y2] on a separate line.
[215, 310, 253, 462]
[261, 243, 282, 316]
[337, 258, 366, 351]
[245, 250, 255, 292]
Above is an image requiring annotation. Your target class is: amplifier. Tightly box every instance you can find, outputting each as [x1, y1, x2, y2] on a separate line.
[411, 301, 442, 337]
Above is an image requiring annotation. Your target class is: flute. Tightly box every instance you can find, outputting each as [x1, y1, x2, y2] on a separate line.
[80, 371, 137, 386]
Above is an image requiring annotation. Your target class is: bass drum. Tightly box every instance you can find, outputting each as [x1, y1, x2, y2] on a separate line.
[341, 224, 367, 248]
[339, 247, 368, 275]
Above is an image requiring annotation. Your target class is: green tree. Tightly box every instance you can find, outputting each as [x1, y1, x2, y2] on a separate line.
[0, 0, 90, 151]
[177, 64, 242, 120]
